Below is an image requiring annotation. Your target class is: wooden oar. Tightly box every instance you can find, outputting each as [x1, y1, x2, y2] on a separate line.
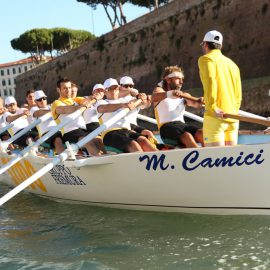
[0, 99, 142, 206]
[174, 93, 269, 125]
[224, 113, 270, 127]
[239, 110, 268, 120]
[0, 113, 51, 151]
[0, 100, 98, 176]
[179, 93, 203, 103]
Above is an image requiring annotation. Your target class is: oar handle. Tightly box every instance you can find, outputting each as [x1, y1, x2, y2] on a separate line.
[77, 99, 142, 150]
[224, 113, 270, 127]
[179, 93, 204, 104]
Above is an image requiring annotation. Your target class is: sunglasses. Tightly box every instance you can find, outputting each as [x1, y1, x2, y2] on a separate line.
[122, 84, 134, 88]
[36, 97, 47, 102]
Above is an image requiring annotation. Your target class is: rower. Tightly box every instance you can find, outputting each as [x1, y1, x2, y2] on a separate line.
[30, 90, 65, 154]
[152, 66, 204, 148]
[3, 96, 38, 147]
[22, 89, 37, 110]
[72, 82, 106, 154]
[51, 77, 104, 156]
[96, 78, 158, 153]
[119, 76, 158, 146]
[83, 83, 105, 133]
[0, 97, 9, 141]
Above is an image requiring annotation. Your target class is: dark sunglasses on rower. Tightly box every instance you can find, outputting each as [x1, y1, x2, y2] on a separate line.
[122, 84, 134, 88]
[36, 97, 47, 102]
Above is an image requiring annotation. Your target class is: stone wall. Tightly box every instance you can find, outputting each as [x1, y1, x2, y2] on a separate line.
[15, 0, 270, 115]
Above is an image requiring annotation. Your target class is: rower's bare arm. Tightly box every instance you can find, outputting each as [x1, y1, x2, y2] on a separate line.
[6, 111, 29, 123]
[33, 109, 51, 118]
[185, 94, 204, 108]
[97, 103, 128, 113]
[152, 87, 166, 104]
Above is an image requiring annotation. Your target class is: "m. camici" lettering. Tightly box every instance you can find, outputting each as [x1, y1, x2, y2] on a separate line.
[139, 149, 265, 172]
[139, 154, 169, 171]
[182, 149, 265, 171]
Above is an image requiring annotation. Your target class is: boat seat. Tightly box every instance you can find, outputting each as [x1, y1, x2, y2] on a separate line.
[162, 138, 179, 146]
[41, 142, 50, 149]
[105, 146, 123, 154]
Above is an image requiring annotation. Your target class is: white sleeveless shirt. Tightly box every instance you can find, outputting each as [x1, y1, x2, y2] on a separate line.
[83, 103, 99, 124]
[30, 105, 57, 136]
[4, 108, 30, 135]
[154, 98, 186, 129]
[57, 101, 86, 134]
[96, 99, 131, 131]
[120, 95, 140, 125]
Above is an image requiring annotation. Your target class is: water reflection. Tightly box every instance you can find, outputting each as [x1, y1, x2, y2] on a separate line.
[1, 183, 270, 269]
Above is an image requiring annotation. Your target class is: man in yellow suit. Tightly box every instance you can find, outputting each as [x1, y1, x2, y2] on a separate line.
[198, 30, 242, 147]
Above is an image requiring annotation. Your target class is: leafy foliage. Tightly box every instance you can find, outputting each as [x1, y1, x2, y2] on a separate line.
[11, 28, 95, 63]
[77, 0, 170, 29]
[129, 0, 170, 9]
[77, 0, 128, 29]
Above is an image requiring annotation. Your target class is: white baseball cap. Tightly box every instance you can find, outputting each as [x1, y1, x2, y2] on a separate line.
[202, 30, 223, 45]
[5, 96, 16, 106]
[34, 90, 47, 100]
[103, 78, 119, 89]
[93, 83, 105, 92]
[120, 76, 134, 85]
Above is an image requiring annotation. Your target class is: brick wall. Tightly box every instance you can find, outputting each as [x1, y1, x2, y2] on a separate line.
[15, 0, 270, 115]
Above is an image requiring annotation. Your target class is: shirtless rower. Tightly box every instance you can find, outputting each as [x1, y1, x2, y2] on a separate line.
[152, 66, 204, 148]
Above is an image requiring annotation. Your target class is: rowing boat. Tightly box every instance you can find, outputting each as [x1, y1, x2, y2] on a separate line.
[0, 132, 270, 215]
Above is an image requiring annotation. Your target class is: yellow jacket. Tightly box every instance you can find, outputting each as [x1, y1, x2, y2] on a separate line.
[198, 49, 242, 122]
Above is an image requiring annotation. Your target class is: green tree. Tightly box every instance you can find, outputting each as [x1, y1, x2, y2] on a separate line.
[11, 28, 51, 63]
[11, 28, 95, 63]
[129, 0, 170, 10]
[77, 0, 128, 29]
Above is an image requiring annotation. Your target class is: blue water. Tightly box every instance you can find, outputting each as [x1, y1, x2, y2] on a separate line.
[1, 184, 270, 270]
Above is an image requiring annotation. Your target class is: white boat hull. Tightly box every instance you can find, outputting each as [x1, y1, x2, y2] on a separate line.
[1, 141, 270, 215]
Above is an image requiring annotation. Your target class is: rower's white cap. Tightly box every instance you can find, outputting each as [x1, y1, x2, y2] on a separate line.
[202, 30, 223, 45]
[120, 76, 134, 85]
[93, 83, 105, 92]
[103, 78, 119, 89]
[34, 90, 47, 100]
[5, 96, 16, 105]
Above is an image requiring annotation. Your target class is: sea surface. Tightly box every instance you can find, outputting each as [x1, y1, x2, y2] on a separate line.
[1, 184, 270, 270]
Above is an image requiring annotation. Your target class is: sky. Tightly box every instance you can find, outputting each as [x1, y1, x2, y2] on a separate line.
[0, 0, 149, 64]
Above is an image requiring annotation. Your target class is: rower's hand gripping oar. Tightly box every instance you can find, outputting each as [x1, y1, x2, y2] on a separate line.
[0, 113, 52, 152]
[0, 99, 142, 206]
[0, 100, 97, 176]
